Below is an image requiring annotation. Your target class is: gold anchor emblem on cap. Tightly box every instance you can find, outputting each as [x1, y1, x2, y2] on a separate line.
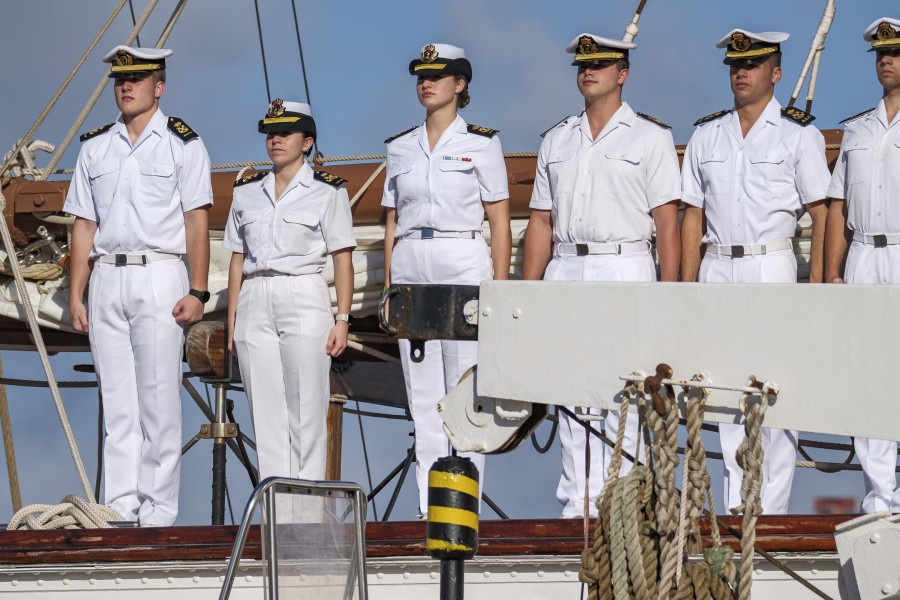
[420, 44, 438, 63]
[578, 36, 599, 56]
[115, 50, 134, 66]
[877, 22, 896, 41]
[267, 98, 285, 118]
[731, 32, 751, 52]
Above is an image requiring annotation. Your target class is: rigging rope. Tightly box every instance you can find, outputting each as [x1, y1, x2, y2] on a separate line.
[0, 0, 129, 179]
[789, 0, 836, 113]
[252, 0, 272, 102]
[0, 355, 23, 513]
[290, 0, 318, 157]
[128, 0, 141, 46]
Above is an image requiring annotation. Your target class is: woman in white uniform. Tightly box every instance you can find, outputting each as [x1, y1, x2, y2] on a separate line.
[225, 99, 356, 481]
[382, 44, 512, 516]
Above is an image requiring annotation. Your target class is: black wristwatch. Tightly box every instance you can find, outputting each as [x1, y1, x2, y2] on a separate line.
[189, 288, 211, 304]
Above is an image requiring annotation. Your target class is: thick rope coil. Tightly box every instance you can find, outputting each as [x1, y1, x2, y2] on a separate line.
[7, 495, 124, 530]
[2, 140, 56, 185]
[0, 261, 64, 282]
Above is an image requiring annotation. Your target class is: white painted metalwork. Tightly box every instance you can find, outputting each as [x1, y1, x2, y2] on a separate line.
[476, 281, 900, 442]
[835, 512, 900, 600]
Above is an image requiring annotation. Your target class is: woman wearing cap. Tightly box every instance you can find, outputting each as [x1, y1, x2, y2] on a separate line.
[382, 44, 511, 516]
[224, 99, 356, 481]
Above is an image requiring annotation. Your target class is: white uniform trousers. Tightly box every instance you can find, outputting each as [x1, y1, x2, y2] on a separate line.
[89, 258, 188, 527]
[699, 248, 798, 514]
[391, 237, 492, 515]
[545, 251, 653, 518]
[844, 241, 900, 513]
[234, 274, 333, 483]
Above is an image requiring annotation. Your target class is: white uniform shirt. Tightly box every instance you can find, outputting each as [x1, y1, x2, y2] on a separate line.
[223, 162, 356, 276]
[381, 115, 509, 238]
[827, 100, 900, 234]
[682, 97, 830, 246]
[529, 102, 681, 244]
[64, 109, 213, 259]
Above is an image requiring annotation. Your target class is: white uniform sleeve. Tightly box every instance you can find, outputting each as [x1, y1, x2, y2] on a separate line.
[644, 128, 682, 210]
[476, 135, 509, 203]
[529, 136, 553, 211]
[680, 133, 705, 208]
[322, 187, 357, 253]
[380, 148, 397, 209]
[221, 196, 246, 253]
[179, 137, 214, 212]
[63, 146, 98, 222]
[826, 138, 848, 200]
[795, 126, 830, 206]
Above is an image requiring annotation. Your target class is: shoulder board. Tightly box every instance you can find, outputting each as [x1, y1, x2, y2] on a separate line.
[79, 123, 114, 142]
[233, 171, 267, 188]
[636, 112, 671, 129]
[693, 110, 730, 126]
[781, 106, 815, 127]
[167, 117, 199, 142]
[540, 115, 576, 138]
[840, 108, 876, 125]
[384, 126, 419, 144]
[467, 124, 498, 138]
[314, 170, 347, 188]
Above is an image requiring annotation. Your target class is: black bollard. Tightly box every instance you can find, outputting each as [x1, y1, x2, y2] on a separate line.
[427, 456, 479, 600]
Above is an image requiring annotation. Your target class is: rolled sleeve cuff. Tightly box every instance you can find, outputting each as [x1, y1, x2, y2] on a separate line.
[529, 197, 552, 210]
[681, 195, 704, 208]
[325, 238, 357, 254]
[182, 195, 213, 212]
[800, 188, 828, 206]
[825, 185, 845, 200]
[481, 191, 509, 203]
[62, 203, 97, 222]
[648, 190, 682, 210]
[221, 239, 244, 253]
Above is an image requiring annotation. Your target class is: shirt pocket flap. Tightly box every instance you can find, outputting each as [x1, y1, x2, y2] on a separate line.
[546, 146, 576, 165]
[283, 212, 319, 227]
[748, 149, 786, 165]
[699, 152, 728, 165]
[603, 149, 641, 164]
[87, 159, 119, 179]
[387, 161, 413, 178]
[237, 210, 260, 226]
[439, 160, 475, 172]
[139, 161, 175, 177]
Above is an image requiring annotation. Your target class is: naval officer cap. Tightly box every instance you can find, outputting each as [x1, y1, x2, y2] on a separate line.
[258, 99, 317, 139]
[864, 18, 900, 51]
[566, 33, 635, 66]
[409, 44, 473, 82]
[103, 45, 172, 78]
[716, 30, 788, 65]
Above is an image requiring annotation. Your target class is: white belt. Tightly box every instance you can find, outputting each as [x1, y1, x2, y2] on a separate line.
[402, 228, 481, 240]
[555, 241, 651, 256]
[96, 252, 180, 266]
[852, 231, 900, 247]
[708, 239, 792, 259]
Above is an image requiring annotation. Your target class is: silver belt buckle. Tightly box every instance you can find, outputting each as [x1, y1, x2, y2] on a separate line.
[874, 234, 888, 248]
[420, 228, 435, 239]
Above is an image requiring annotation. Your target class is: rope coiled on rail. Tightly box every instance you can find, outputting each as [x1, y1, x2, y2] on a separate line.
[6, 495, 123, 530]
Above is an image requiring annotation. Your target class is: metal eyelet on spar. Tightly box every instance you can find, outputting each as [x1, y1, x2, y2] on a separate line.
[427, 456, 479, 600]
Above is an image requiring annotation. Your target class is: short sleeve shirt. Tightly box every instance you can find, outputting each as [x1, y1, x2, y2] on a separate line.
[681, 97, 830, 246]
[827, 100, 900, 234]
[381, 115, 509, 238]
[223, 162, 356, 276]
[63, 109, 213, 259]
[529, 102, 681, 244]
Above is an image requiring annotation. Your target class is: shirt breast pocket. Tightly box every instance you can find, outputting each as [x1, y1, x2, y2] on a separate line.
[388, 161, 415, 204]
[139, 160, 177, 203]
[699, 153, 729, 195]
[601, 149, 641, 192]
[87, 159, 120, 212]
[283, 211, 321, 255]
[439, 160, 477, 196]
[237, 210, 262, 252]
[546, 149, 576, 198]
[891, 137, 900, 181]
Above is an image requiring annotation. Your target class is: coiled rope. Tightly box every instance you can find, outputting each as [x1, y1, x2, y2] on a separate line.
[6, 495, 123, 530]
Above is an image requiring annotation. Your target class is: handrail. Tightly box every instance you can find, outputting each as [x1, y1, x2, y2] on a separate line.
[219, 476, 368, 600]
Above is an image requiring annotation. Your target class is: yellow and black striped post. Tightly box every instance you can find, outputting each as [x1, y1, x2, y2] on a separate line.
[427, 456, 479, 600]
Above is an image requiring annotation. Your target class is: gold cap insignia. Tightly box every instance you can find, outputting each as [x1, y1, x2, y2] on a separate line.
[877, 22, 896, 42]
[267, 98, 286, 118]
[731, 33, 751, 53]
[115, 50, 134, 66]
[578, 36, 599, 56]
[420, 44, 438, 64]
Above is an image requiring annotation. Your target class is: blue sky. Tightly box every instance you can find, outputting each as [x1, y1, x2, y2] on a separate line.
[0, 0, 893, 524]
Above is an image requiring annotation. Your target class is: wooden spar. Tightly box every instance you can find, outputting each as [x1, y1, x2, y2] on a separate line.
[622, 0, 649, 43]
[788, 0, 837, 112]
[0, 354, 23, 512]
[0, 515, 855, 564]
